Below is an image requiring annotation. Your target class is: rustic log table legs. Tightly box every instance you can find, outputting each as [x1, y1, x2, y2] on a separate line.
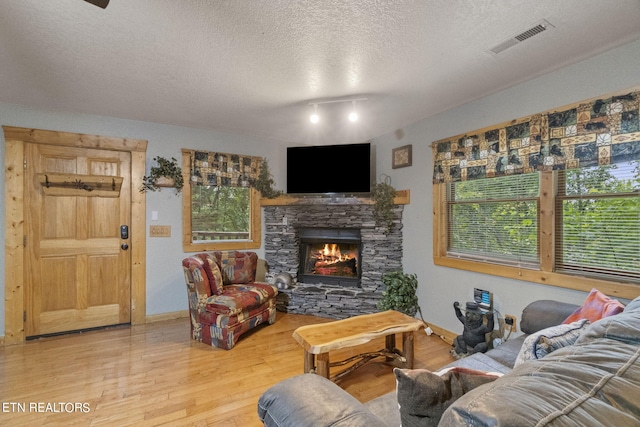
[293, 310, 423, 381]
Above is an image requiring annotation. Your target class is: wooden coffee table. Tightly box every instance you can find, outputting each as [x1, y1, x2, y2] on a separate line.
[292, 310, 424, 381]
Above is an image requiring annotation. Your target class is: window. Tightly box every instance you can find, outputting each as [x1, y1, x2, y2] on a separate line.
[447, 173, 539, 268]
[191, 185, 251, 242]
[431, 89, 640, 298]
[434, 164, 639, 298]
[182, 149, 261, 252]
[556, 162, 639, 281]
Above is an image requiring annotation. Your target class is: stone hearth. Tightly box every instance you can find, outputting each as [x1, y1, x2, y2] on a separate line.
[263, 198, 404, 319]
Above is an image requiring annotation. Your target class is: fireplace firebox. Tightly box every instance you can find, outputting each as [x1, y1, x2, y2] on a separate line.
[298, 228, 361, 287]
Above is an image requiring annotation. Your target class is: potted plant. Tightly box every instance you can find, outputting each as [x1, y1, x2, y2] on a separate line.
[140, 156, 184, 194]
[377, 270, 422, 318]
[372, 174, 396, 232]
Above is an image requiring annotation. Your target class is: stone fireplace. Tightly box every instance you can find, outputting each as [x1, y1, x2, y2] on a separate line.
[263, 197, 404, 319]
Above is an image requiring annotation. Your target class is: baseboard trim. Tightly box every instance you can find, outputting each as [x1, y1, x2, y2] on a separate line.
[423, 321, 456, 345]
[146, 310, 189, 323]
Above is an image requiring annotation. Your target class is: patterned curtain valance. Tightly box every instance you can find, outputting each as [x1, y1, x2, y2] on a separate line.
[432, 90, 640, 184]
[190, 150, 262, 187]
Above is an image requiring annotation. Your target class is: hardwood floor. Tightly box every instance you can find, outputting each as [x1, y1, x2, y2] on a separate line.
[0, 312, 454, 426]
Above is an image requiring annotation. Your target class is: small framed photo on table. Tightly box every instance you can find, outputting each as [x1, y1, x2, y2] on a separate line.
[392, 144, 412, 169]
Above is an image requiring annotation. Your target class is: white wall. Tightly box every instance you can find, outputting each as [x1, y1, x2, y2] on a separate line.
[0, 105, 287, 335]
[371, 39, 640, 335]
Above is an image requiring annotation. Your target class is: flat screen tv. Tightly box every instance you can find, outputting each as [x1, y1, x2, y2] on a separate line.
[287, 142, 373, 195]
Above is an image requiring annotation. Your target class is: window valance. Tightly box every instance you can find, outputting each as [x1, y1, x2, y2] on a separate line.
[189, 150, 262, 187]
[432, 90, 640, 184]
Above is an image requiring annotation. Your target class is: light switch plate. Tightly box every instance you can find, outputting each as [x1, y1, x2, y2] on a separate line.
[150, 225, 171, 237]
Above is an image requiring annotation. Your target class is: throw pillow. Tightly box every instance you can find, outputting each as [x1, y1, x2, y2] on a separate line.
[514, 319, 589, 367]
[563, 288, 625, 324]
[395, 367, 502, 427]
[212, 251, 258, 284]
[182, 256, 212, 297]
[195, 253, 224, 295]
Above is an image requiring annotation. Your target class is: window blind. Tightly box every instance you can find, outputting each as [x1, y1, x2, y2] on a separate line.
[555, 161, 640, 282]
[448, 173, 540, 268]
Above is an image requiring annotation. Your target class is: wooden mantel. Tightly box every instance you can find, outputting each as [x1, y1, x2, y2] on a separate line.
[260, 189, 410, 206]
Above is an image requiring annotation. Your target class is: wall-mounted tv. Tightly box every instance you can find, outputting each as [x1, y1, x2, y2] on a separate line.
[287, 142, 373, 195]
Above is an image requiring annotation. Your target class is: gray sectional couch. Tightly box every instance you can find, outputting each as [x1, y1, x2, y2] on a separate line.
[258, 297, 640, 426]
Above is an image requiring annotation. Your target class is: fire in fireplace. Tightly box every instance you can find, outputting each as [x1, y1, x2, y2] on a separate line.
[305, 243, 358, 277]
[298, 228, 361, 287]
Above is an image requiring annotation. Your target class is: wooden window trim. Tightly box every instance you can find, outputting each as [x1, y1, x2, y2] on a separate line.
[432, 171, 639, 300]
[181, 149, 261, 252]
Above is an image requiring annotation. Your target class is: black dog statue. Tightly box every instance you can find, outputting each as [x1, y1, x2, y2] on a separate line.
[452, 301, 494, 358]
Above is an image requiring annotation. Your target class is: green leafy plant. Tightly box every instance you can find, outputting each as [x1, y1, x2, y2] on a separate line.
[251, 158, 282, 199]
[140, 156, 184, 194]
[377, 270, 420, 317]
[372, 174, 396, 232]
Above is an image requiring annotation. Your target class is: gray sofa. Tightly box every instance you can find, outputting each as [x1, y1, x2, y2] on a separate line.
[258, 297, 640, 426]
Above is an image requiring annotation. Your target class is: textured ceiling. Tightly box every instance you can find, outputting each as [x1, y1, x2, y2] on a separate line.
[1, 0, 640, 145]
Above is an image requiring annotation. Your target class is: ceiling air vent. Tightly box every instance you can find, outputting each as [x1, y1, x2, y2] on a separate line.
[489, 19, 555, 54]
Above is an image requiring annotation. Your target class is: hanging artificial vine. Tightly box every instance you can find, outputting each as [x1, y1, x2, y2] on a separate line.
[372, 174, 396, 233]
[140, 156, 184, 194]
[251, 158, 282, 199]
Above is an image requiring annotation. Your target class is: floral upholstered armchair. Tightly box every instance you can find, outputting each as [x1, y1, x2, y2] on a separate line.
[182, 251, 278, 350]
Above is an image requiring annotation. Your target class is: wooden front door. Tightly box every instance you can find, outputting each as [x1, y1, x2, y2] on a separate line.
[24, 143, 132, 337]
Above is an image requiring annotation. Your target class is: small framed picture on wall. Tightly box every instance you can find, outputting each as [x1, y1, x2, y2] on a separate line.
[392, 144, 412, 169]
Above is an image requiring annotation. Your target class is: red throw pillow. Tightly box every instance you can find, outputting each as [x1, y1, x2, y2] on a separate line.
[563, 288, 624, 324]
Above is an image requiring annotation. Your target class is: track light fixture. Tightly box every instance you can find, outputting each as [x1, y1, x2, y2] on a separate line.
[348, 100, 359, 122]
[310, 103, 320, 124]
[308, 97, 367, 124]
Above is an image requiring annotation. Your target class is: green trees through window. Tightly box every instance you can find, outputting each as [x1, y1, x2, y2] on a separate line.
[448, 173, 539, 267]
[191, 185, 250, 241]
[557, 162, 639, 281]
[447, 162, 639, 282]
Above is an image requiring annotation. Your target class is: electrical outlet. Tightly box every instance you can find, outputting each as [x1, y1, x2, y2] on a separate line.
[150, 225, 171, 237]
[505, 314, 517, 332]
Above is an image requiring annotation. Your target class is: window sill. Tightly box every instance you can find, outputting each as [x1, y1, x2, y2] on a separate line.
[183, 240, 261, 253]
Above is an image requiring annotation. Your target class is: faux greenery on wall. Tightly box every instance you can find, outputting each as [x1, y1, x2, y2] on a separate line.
[251, 158, 282, 198]
[141, 156, 184, 194]
[372, 174, 396, 233]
